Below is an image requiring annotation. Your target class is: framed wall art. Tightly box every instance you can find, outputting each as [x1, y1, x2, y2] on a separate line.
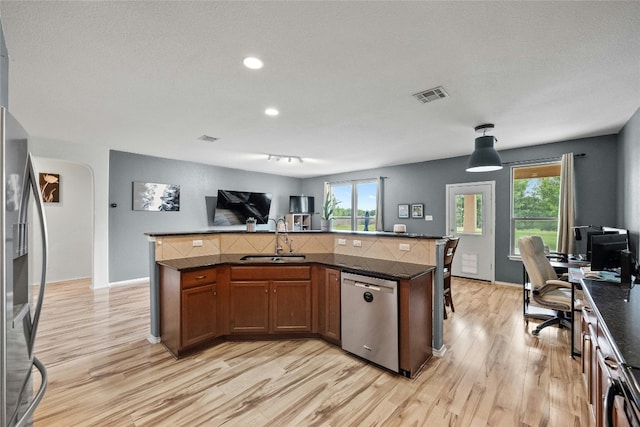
[132, 181, 180, 211]
[39, 172, 60, 203]
[411, 203, 424, 218]
[398, 203, 409, 218]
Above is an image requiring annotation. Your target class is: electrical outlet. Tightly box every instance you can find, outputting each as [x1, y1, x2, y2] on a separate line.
[353, 240, 362, 247]
[399, 243, 410, 251]
[337, 238, 347, 246]
[192, 239, 203, 247]
[424, 215, 433, 221]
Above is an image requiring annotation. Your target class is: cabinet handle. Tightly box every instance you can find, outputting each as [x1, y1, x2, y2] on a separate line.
[213, 291, 217, 296]
[265, 288, 268, 293]
[274, 289, 277, 293]
[604, 357, 618, 370]
[195, 275, 206, 280]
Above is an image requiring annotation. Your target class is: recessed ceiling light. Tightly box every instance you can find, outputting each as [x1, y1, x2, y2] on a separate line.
[265, 108, 279, 116]
[243, 57, 263, 69]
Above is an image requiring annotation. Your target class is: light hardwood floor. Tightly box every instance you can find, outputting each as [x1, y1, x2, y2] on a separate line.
[31, 277, 588, 426]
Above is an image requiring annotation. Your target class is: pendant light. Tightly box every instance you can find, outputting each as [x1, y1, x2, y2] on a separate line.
[466, 123, 503, 172]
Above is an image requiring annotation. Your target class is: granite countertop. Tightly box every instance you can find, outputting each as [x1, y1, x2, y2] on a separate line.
[157, 253, 435, 281]
[581, 279, 640, 368]
[145, 229, 445, 240]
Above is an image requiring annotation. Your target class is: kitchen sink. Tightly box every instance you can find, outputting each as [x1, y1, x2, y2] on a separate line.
[240, 254, 307, 263]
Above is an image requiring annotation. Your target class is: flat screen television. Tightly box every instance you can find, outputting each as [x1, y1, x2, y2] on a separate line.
[590, 232, 629, 271]
[213, 190, 272, 225]
[289, 196, 314, 214]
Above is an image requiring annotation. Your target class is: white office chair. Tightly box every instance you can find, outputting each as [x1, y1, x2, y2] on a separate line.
[518, 235, 582, 336]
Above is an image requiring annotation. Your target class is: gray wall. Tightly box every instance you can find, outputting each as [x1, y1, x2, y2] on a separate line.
[109, 150, 302, 282]
[302, 135, 619, 284]
[618, 107, 640, 255]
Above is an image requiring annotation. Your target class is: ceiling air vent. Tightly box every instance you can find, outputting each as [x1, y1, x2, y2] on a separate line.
[197, 135, 219, 142]
[412, 86, 448, 104]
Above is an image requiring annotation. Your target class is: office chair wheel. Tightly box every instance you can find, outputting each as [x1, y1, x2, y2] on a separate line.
[532, 328, 541, 337]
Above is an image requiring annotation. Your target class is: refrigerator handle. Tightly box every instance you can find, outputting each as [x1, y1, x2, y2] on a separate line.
[12, 356, 48, 427]
[17, 153, 49, 357]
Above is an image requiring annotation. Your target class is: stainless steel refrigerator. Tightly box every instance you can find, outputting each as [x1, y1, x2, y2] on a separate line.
[1, 107, 48, 427]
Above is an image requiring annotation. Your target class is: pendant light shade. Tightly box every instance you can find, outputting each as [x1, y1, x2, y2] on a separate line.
[466, 124, 503, 172]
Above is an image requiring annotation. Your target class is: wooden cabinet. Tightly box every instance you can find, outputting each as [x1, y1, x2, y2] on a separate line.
[229, 280, 270, 333]
[271, 280, 312, 332]
[229, 266, 312, 334]
[286, 213, 311, 231]
[581, 306, 631, 427]
[182, 283, 218, 347]
[399, 271, 433, 378]
[160, 266, 220, 356]
[318, 267, 341, 343]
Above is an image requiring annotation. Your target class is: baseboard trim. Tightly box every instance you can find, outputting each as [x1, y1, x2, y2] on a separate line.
[493, 280, 520, 288]
[147, 334, 161, 344]
[432, 345, 447, 357]
[109, 277, 150, 287]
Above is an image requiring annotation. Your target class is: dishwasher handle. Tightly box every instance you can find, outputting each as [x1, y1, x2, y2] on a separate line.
[354, 282, 381, 291]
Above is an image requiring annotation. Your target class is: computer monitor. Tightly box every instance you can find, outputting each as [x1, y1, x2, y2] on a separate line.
[590, 233, 629, 272]
[585, 227, 627, 261]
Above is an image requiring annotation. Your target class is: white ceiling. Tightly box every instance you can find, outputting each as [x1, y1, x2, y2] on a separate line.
[1, 1, 639, 178]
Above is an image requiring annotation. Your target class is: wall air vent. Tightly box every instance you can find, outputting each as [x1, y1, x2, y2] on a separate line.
[412, 86, 448, 104]
[197, 135, 219, 142]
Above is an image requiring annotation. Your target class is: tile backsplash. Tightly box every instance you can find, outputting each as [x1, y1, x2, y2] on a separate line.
[155, 233, 436, 265]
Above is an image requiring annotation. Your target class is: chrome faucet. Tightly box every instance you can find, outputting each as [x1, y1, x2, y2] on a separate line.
[274, 217, 291, 255]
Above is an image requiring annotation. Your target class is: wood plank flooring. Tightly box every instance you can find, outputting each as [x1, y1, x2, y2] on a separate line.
[31, 277, 589, 426]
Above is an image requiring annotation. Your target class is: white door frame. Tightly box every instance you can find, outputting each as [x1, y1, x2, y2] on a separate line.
[445, 181, 496, 282]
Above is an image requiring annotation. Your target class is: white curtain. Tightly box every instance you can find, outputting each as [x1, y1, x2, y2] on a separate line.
[557, 153, 575, 254]
[376, 177, 384, 231]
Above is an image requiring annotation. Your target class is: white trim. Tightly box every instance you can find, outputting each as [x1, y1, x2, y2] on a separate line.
[432, 345, 447, 357]
[445, 181, 496, 282]
[109, 277, 149, 287]
[493, 280, 521, 288]
[147, 334, 161, 344]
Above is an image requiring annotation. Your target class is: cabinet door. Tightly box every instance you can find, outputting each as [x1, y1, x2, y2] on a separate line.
[613, 396, 632, 427]
[230, 281, 270, 333]
[181, 283, 218, 348]
[271, 280, 312, 333]
[322, 268, 341, 342]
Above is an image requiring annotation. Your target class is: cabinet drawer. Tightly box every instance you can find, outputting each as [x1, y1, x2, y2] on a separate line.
[182, 268, 217, 288]
[230, 266, 310, 281]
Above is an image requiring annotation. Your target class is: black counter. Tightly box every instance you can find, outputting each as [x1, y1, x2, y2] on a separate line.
[157, 253, 434, 281]
[581, 279, 640, 368]
[581, 278, 640, 409]
[145, 229, 445, 240]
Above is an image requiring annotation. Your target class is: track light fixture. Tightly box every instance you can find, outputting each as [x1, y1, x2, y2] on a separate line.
[266, 154, 303, 163]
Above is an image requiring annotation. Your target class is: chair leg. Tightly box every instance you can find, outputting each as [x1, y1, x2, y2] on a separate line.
[532, 315, 571, 336]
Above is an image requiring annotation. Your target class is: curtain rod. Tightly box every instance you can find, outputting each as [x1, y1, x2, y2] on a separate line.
[502, 153, 586, 166]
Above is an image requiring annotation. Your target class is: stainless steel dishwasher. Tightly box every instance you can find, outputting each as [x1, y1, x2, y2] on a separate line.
[341, 272, 399, 373]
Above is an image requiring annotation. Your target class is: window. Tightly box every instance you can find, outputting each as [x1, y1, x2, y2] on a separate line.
[511, 162, 561, 255]
[455, 193, 483, 235]
[328, 180, 379, 231]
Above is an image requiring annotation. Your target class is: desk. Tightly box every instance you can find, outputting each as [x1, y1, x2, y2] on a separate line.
[521, 259, 589, 357]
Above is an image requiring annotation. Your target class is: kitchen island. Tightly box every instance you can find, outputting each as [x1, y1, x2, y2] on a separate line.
[146, 230, 447, 377]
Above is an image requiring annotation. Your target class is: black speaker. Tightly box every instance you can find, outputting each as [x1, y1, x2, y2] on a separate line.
[620, 250, 632, 284]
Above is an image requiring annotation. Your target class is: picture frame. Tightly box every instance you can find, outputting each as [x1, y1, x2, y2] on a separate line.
[39, 172, 60, 203]
[411, 203, 424, 219]
[132, 181, 180, 211]
[398, 203, 409, 218]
